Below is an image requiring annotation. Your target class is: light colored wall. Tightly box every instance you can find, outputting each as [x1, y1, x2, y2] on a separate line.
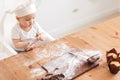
[118, 0, 120, 11]
[36, 0, 119, 38]
[0, 0, 119, 39]
[0, 1, 4, 35]
[0, 0, 4, 36]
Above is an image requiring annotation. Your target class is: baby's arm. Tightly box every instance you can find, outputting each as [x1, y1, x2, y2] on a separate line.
[36, 33, 45, 41]
[36, 22, 55, 41]
[12, 39, 29, 49]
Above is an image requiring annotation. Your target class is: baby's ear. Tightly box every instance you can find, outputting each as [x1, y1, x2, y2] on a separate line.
[16, 17, 19, 21]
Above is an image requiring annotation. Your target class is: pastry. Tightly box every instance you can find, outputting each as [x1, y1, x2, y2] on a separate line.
[108, 61, 120, 74]
[106, 48, 119, 63]
[40, 74, 65, 80]
[106, 48, 120, 74]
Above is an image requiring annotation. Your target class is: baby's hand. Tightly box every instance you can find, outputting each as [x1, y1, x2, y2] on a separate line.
[25, 43, 37, 51]
[36, 34, 45, 41]
[29, 43, 37, 49]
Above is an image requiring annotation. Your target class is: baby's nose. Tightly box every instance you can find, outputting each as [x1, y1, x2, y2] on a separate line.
[30, 19, 35, 24]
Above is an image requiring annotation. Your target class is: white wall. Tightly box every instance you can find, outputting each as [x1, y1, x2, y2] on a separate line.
[36, 0, 119, 38]
[0, 0, 4, 36]
[0, 2, 3, 17]
[118, 0, 120, 11]
[0, 1, 5, 22]
[0, 0, 120, 39]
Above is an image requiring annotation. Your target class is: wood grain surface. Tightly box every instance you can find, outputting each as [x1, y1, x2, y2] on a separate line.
[1, 16, 120, 80]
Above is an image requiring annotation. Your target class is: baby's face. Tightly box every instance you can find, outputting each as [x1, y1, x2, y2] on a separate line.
[17, 13, 36, 28]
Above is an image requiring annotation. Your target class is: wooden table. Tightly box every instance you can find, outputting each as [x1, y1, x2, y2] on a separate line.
[1, 16, 120, 80]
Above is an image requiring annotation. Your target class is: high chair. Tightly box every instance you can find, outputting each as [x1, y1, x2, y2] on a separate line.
[0, 13, 18, 59]
[0, 11, 55, 58]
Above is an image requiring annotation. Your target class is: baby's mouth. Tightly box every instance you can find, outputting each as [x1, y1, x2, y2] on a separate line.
[29, 24, 32, 27]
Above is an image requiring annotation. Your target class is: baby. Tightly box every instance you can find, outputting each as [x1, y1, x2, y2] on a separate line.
[11, 1, 54, 52]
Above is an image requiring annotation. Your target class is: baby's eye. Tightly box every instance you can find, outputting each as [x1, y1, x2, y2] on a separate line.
[25, 19, 31, 21]
[25, 18, 35, 21]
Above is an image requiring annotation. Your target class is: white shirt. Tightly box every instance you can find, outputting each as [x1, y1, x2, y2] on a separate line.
[11, 22, 55, 51]
[12, 22, 43, 41]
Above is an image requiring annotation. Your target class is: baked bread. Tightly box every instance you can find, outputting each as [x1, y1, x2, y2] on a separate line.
[106, 48, 120, 74]
[108, 61, 120, 74]
[106, 48, 119, 63]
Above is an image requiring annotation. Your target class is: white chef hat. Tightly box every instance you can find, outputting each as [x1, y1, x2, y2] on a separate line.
[14, 0, 36, 17]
